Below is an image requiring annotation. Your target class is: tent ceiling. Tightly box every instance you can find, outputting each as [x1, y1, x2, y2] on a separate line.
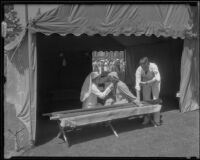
[30, 4, 196, 39]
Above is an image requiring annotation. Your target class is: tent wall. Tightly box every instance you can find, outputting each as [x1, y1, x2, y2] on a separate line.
[5, 30, 37, 146]
[179, 38, 199, 112]
[179, 4, 199, 112]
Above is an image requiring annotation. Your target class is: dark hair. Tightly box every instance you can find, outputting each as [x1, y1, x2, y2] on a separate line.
[139, 57, 149, 66]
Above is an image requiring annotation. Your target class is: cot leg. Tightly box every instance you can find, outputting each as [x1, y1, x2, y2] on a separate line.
[61, 127, 70, 147]
[150, 119, 158, 127]
[107, 121, 119, 138]
[57, 121, 70, 147]
[150, 112, 162, 127]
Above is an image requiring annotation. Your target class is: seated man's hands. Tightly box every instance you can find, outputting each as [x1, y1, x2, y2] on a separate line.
[109, 83, 114, 90]
[139, 81, 147, 86]
[104, 98, 115, 106]
[132, 99, 143, 107]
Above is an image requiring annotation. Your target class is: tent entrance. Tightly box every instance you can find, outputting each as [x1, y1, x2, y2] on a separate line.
[36, 33, 184, 115]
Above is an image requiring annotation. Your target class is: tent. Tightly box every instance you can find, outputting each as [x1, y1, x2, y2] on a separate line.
[5, 4, 199, 148]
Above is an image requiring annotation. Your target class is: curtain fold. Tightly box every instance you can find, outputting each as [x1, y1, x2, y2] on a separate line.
[5, 29, 37, 147]
[179, 38, 199, 112]
[124, 47, 136, 94]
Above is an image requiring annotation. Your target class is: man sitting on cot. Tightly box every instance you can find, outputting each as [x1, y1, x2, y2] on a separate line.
[104, 72, 141, 106]
[80, 71, 114, 109]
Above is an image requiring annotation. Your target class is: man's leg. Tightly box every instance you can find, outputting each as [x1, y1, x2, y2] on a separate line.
[142, 84, 151, 125]
[142, 84, 151, 101]
[152, 81, 160, 100]
[151, 81, 161, 125]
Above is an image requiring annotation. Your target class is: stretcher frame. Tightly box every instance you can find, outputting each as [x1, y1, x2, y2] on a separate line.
[43, 102, 162, 147]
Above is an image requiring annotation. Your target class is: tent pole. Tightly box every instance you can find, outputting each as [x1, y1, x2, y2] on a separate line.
[25, 5, 28, 26]
[28, 26, 33, 145]
[198, 1, 200, 105]
[26, 4, 34, 145]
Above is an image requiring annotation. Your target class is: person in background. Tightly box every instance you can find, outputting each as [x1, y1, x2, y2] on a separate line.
[80, 72, 113, 109]
[135, 57, 161, 125]
[92, 61, 100, 73]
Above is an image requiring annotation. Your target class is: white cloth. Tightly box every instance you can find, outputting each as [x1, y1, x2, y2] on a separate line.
[80, 72, 99, 102]
[135, 62, 161, 91]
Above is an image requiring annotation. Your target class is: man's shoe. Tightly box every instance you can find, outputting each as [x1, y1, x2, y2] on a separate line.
[142, 116, 150, 125]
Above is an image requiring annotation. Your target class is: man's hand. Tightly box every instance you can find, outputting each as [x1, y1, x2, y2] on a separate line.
[133, 99, 143, 107]
[139, 81, 147, 86]
[109, 83, 114, 90]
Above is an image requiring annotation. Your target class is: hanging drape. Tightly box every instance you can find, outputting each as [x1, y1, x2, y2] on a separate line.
[179, 38, 199, 112]
[5, 29, 37, 145]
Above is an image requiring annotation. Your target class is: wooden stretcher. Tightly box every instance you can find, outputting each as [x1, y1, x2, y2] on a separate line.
[43, 100, 162, 147]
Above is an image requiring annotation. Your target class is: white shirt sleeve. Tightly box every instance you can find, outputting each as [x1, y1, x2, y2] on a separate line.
[151, 63, 161, 82]
[135, 67, 142, 91]
[91, 83, 112, 99]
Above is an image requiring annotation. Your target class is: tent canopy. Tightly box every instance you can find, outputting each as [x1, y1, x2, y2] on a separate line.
[29, 4, 196, 38]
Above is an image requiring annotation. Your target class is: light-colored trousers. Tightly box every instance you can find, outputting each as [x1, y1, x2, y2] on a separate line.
[142, 81, 160, 101]
[142, 81, 161, 124]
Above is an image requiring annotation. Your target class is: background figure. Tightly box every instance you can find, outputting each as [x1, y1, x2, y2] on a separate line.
[92, 61, 100, 73]
[135, 57, 161, 125]
[103, 59, 109, 72]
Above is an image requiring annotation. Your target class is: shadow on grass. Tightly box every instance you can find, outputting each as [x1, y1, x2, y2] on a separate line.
[35, 117, 59, 146]
[35, 101, 82, 146]
[64, 117, 154, 147]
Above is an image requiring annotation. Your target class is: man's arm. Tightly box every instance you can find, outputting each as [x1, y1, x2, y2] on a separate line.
[91, 83, 113, 99]
[146, 63, 161, 84]
[136, 90, 140, 102]
[135, 67, 141, 101]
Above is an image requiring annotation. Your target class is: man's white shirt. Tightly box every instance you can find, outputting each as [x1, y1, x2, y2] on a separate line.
[135, 62, 161, 91]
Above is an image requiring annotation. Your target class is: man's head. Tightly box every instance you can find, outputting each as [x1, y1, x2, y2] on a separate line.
[139, 57, 149, 72]
[108, 72, 119, 83]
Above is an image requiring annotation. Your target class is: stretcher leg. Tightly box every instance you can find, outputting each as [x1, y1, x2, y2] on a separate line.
[107, 121, 119, 138]
[57, 121, 70, 146]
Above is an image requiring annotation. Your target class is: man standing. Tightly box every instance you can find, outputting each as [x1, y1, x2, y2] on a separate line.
[135, 57, 161, 125]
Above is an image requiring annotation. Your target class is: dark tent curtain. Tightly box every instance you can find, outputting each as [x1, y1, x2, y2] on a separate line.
[125, 47, 136, 94]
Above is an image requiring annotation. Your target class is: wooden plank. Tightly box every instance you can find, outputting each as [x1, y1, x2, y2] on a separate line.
[43, 99, 162, 117]
[50, 103, 139, 120]
[43, 102, 137, 117]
